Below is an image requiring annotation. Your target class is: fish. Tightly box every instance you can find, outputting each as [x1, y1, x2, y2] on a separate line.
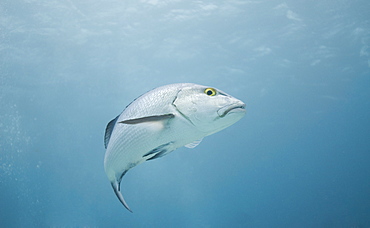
[104, 83, 246, 212]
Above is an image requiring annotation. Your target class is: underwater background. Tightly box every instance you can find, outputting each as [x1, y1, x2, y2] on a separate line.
[1, 0, 369, 227]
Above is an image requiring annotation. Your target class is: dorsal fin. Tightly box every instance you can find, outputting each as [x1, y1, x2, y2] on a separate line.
[104, 115, 119, 149]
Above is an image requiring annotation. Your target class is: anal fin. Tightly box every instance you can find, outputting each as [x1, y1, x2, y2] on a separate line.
[146, 150, 168, 161]
[143, 142, 174, 161]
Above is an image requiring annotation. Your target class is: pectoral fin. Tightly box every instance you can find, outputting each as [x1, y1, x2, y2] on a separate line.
[119, 114, 174, 124]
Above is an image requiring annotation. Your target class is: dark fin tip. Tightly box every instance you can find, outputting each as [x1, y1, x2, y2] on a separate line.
[104, 115, 119, 149]
[111, 181, 133, 213]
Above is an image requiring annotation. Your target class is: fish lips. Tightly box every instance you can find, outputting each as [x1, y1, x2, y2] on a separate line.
[217, 103, 246, 117]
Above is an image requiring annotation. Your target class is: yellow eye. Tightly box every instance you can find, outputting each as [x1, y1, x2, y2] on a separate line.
[204, 88, 217, 96]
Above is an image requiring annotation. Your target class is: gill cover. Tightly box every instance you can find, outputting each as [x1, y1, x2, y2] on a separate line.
[173, 86, 239, 132]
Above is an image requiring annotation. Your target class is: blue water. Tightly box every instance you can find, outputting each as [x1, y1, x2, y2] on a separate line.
[1, 0, 369, 227]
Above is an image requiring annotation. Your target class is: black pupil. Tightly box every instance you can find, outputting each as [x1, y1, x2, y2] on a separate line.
[207, 90, 213, 95]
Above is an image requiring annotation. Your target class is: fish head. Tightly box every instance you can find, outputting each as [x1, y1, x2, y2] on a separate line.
[173, 84, 246, 134]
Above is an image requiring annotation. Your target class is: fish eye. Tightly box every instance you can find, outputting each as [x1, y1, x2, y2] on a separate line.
[204, 88, 217, 96]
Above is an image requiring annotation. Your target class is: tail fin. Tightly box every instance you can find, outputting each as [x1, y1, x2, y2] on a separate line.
[111, 180, 133, 213]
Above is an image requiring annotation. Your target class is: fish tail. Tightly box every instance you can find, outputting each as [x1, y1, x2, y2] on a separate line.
[111, 180, 133, 213]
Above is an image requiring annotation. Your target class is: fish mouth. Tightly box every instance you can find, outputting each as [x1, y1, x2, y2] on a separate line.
[217, 103, 246, 117]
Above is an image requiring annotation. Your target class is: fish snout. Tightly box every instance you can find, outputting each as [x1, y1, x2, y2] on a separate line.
[217, 102, 246, 117]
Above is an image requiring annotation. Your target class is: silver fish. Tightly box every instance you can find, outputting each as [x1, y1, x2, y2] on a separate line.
[104, 83, 246, 212]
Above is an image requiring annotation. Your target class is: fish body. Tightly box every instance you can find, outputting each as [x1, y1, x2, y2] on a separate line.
[104, 83, 246, 212]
